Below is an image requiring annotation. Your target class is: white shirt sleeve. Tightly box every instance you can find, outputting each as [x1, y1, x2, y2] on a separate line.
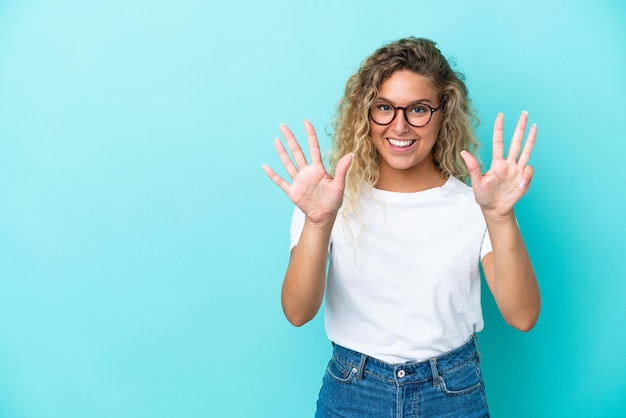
[289, 206, 305, 253]
[288, 206, 333, 254]
[480, 227, 493, 260]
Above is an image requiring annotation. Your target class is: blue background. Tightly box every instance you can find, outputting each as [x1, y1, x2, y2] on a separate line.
[1, 0, 625, 417]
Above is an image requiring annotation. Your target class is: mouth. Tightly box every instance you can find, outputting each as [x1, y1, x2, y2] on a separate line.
[386, 138, 417, 148]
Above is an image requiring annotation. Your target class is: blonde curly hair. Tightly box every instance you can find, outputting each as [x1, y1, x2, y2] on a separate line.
[329, 37, 480, 215]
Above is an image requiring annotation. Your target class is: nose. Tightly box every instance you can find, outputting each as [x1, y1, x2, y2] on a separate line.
[390, 108, 410, 133]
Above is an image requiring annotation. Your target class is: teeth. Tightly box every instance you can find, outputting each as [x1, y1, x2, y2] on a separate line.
[388, 139, 415, 147]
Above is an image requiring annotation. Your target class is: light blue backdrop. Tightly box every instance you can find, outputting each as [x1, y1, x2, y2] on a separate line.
[1, 0, 624, 417]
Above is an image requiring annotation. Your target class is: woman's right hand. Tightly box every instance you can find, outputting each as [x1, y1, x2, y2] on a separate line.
[262, 120, 353, 225]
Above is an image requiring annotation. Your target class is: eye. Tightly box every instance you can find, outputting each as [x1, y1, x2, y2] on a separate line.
[375, 103, 393, 112]
[408, 104, 429, 114]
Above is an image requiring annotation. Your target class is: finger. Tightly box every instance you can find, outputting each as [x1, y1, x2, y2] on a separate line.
[517, 123, 537, 168]
[261, 163, 291, 195]
[279, 123, 308, 168]
[460, 150, 482, 189]
[506, 111, 528, 162]
[492, 113, 505, 162]
[303, 119, 323, 165]
[518, 165, 534, 190]
[333, 153, 354, 190]
[274, 138, 299, 178]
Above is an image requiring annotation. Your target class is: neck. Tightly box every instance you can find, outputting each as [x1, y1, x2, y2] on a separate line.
[375, 161, 446, 193]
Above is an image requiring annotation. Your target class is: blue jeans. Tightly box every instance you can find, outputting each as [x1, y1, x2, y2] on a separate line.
[315, 335, 489, 418]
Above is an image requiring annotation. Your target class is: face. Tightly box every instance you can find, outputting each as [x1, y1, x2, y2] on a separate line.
[369, 70, 442, 187]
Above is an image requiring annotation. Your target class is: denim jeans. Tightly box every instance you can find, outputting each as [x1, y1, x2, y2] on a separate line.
[315, 335, 489, 418]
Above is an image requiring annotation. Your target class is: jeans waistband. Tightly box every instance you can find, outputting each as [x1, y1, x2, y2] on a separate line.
[331, 335, 480, 385]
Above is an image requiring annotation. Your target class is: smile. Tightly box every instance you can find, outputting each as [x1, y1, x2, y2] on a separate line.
[387, 138, 416, 148]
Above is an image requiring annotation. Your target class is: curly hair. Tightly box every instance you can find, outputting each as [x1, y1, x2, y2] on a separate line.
[329, 37, 480, 215]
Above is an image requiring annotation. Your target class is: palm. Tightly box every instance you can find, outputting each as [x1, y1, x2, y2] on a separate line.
[461, 112, 536, 217]
[262, 120, 353, 224]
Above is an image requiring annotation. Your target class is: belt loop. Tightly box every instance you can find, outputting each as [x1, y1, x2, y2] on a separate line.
[429, 358, 440, 387]
[473, 334, 481, 362]
[355, 353, 367, 380]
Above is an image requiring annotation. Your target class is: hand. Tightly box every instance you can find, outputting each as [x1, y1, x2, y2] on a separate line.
[461, 111, 536, 218]
[262, 120, 353, 225]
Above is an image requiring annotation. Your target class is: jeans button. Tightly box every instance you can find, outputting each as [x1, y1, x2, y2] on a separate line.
[397, 370, 406, 378]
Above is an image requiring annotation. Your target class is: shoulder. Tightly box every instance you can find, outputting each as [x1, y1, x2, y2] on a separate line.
[442, 176, 472, 194]
[436, 176, 474, 201]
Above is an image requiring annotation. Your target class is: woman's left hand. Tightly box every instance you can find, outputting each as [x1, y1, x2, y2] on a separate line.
[461, 111, 536, 218]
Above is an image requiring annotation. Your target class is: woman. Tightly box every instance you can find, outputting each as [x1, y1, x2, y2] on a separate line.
[262, 37, 540, 418]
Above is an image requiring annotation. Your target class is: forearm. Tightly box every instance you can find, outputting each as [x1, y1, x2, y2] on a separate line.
[483, 211, 541, 331]
[281, 217, 335, 327]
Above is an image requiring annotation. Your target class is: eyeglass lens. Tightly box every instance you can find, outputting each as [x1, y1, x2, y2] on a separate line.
[370, 102, 435, 127]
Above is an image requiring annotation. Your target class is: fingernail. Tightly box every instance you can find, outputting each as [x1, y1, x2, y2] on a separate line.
[519, 180, 527, 188]
[522, 110, 528, 115]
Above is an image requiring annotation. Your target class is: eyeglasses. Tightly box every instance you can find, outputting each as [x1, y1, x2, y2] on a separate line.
[369, 101, 440, 128]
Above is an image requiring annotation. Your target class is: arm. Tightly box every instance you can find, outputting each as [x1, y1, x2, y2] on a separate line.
[461, 111, 541, 331]
[282, 217, 335, 326]
[262, 120, 353, 326]
[481, 215, 540, 331]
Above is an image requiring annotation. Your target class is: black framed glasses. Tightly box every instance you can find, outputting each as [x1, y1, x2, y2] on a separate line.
[369, 101, 440, 128]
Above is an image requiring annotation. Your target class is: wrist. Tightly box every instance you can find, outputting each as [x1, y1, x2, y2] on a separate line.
[481, 208, 516, 226]
[304, 213, 337, 231]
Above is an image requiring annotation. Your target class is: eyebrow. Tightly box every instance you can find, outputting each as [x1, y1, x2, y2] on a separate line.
[375, 97, 435, 106]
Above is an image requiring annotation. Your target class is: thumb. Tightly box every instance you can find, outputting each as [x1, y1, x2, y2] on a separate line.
[333, 153, 354, 188]
[460, 150, 482, 189]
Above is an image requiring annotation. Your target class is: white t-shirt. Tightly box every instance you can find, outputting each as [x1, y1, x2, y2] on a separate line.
[289, 176, 492, 363]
